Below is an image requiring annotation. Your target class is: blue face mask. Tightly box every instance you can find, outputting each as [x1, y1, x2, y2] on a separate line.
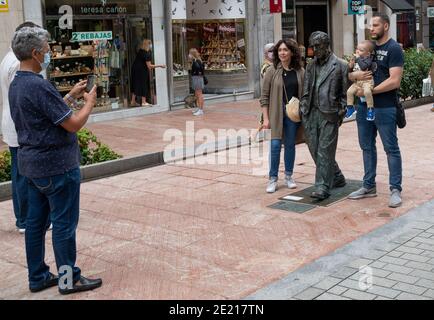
[37, 52, 51, 70]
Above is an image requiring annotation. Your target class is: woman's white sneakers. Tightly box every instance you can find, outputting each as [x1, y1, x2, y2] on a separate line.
[267, 176, 297, 193]
[285, 175, 297, 189]
[266, 179, 278, 193]
[193, 109, 204, 116]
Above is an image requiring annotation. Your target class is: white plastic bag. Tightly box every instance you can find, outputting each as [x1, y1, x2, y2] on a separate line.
[422, 76, 433, 97]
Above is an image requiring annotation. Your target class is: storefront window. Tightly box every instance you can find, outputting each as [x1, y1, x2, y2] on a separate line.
[43, 0, 154, 111]
[171, 0, 248, 100]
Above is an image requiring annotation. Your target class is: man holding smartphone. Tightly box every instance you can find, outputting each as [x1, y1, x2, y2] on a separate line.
[9, 26, 102, 294]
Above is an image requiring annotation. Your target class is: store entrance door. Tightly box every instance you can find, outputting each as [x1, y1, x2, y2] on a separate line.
[296, 3, 328, 58]
[125, 16, 155, 105]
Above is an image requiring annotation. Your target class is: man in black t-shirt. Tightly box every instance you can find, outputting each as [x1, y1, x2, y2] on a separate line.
[348, 13, 404, 208]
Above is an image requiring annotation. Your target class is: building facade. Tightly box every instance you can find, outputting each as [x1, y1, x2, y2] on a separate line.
[0, 0, 431, 133]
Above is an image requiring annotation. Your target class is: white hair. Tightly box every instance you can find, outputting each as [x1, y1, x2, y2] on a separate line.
[263, 43, 274, 55]
[11, 26, 49, 61]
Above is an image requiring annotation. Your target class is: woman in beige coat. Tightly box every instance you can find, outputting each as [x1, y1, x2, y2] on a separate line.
[260, 39, 305, 193]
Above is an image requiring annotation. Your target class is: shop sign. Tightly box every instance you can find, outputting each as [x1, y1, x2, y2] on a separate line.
[237, 39, 245, 48]
[270, 0, 282, 14]
[428, 7, 434, 18]
[0, 0, 8, 12]
[348, 0, 364, 15]
[218, 25, 236, 33]
[71, 31, 113, 42]
[203, 26, 215, 33]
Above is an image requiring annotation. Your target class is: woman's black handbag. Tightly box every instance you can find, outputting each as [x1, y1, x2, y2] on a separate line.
[396, 96, 406, 129]
[203, 76, 209, 86]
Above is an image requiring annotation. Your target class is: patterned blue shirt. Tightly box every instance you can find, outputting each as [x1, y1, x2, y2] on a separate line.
[9, 71, 80, 179]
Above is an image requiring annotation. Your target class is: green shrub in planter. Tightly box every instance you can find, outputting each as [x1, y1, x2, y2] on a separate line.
[77, 128, 122, 166]
[0, 151, 12, 183]
[0, 129, 121, 182]
[400, 48, 434, 100]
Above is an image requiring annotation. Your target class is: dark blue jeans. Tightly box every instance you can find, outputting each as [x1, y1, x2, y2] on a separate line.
[269, 116, 300, 179]
[9, 147, 28, 229]
[25, 168, 81, 289]
[356, 103, 402, 192]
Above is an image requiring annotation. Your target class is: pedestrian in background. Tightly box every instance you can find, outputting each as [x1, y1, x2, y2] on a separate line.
[189, 48, 206, 116]
[260, 39, 305, 193]
[130, 39, 165, 107]
[430, 58, 434, 112]
[9, 26, 102, 294]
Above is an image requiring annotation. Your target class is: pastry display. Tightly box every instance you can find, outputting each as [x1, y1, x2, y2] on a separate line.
[200, 23, 246, 71]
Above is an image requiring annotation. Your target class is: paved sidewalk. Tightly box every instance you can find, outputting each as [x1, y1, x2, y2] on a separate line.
[1, 100, 261, 156]
[0, 103, 433, 300]
[248, 200, 434, 300]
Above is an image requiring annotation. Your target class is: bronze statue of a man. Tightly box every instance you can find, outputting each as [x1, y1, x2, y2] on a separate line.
[300, 31, 348, 200]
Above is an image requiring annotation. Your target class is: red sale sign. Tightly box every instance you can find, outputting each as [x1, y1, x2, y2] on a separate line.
[270, 0, 282, 13]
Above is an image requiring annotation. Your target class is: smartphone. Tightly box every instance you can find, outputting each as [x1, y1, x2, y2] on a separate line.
[85, 75, 96, 93]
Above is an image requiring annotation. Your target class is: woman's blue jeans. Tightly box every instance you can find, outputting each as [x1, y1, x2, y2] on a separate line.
[269, 116, 300, 180]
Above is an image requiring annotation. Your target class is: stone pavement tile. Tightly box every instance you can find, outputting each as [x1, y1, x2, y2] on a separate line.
[366, 285, 401, 299]
[332, 267, 359, 279]
[133, 225, 209, 252]
[0, 230, 25, 252]
[312, 276, 342, 291]
[401, 253, 430, 263]
[392, 282, 427, 295]
[84, 265, 226, 300]
[382, 264, 414, 275]
[179, 225, 298, 269]
[387, 272, 419, 284]
[349, 274, 396, 288]
[405, 261, 434, 272]
[422, 289, 434, 298]
[172, 167, 231, 180]
[387, 251, 404, 258]
[415, 278, 434, 289]
[339, 278, 363, 290]
[379, 256, 410, 266]
[375, 296, 393, 300]
[421, 251, 434, 259]
[315, 292, 351, 300]
[78, 210, 154, 241]
[294, 287, 325, 300]
[2, 242, 56, 270]
[362, 249, 387, 260]
[412, 236, 434, 246]
[369, 261, 387, 269]
[396, 292, 430, 300]
[395, 246, 424, 255]
[347, 258, 373, 269]
[342, 289, 377, 300]
[327, 285, 348, 296]
[416, 243, 434, 251]
[418, 232, 434, 238]
[402, 241, 421, 248]
[407, 221, 434, 230]
[410, 269, 434, 281]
